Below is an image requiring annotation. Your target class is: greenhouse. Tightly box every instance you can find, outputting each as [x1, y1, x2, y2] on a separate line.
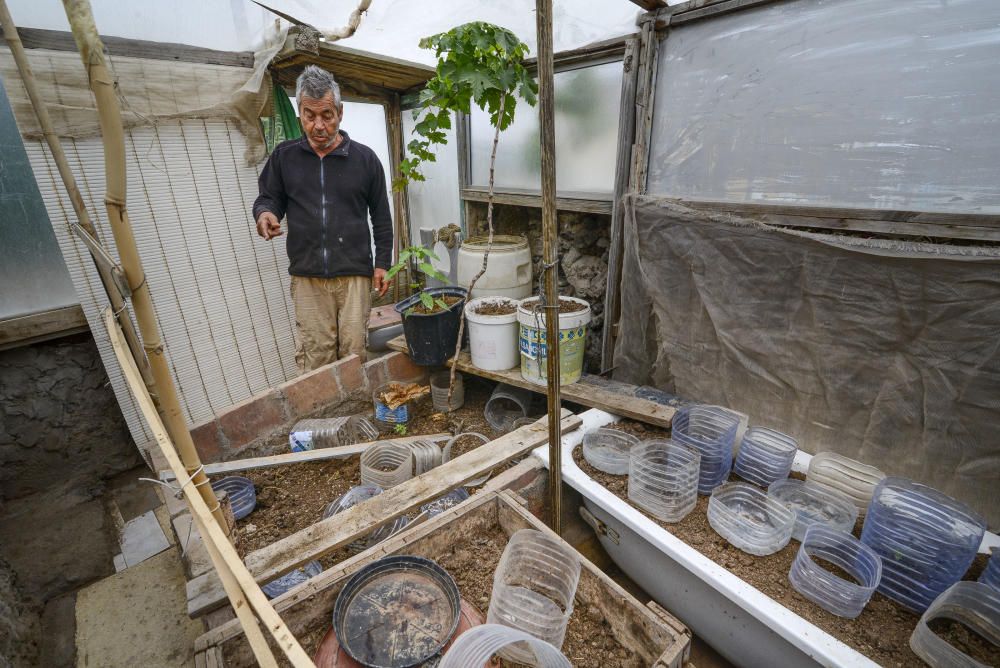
[0, 0, 998, 666]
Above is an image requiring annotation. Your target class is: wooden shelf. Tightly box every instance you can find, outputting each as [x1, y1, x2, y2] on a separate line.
[387, 335, 675, 429]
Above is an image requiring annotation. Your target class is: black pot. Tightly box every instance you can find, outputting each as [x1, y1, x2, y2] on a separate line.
[394, 287, 468, 366]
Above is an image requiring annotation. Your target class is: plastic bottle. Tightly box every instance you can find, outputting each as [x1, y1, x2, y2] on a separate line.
[288, 416, 377, 452]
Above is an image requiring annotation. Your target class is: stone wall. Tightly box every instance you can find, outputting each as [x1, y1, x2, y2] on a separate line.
[0, 333, 140, 501]
[467, 203, 611, 372]
[0, 557, 40, 667]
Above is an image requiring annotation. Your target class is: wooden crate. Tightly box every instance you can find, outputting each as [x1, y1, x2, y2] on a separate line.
[194, 490, 691, 667]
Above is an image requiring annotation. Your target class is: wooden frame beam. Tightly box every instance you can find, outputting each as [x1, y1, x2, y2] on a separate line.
[601, 37, 640, 372]
[158, 433, 450, 481]
[387, 335, 676, 429]
[0, 305, 88, 350]
[186, 410, 583, 616]
[660, 0, 788, 27]
[0, 26, 253, 67]
[460, 186, 612, 216]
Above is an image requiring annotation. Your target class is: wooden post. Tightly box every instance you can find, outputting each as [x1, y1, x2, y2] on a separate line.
[535, 0, 562, 534]
[0, 0, 154, 392]
[61, 0, 227, 535]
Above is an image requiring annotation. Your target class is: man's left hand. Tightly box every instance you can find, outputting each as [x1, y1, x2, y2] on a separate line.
[373, 268, 389, 297]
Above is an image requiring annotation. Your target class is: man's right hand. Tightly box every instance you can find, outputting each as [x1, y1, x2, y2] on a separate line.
[256, 212, 283, 240]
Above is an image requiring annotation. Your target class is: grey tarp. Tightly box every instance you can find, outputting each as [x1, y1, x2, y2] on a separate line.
[614, 196, 1000, 527]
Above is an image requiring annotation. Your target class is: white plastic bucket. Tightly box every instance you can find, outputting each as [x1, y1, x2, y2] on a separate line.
[457, 236, 532, 300]
[465, 297, 520, 371]
[517, 296, 591, 386]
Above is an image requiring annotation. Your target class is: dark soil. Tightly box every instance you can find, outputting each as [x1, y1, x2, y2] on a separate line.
[519, 298, 588, 314]
[408, 294, 463, 315]
[603, 420, 670, 440]
[927, 617, 1000, 665]
[473, 301, 518, 316]
[438, 528, 643, 668]
[571, 440, 999, 667]
[229, 377, 517, 559]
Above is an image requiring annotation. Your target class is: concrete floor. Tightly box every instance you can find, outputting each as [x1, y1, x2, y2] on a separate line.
[75, 547, 202, 667]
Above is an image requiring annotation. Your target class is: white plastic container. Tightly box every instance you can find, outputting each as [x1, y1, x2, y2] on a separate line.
[457, 235, 532, 300]
[487, 529, 581, 663]
[465, 297, 520, 371]
[517, 296, 592, 386]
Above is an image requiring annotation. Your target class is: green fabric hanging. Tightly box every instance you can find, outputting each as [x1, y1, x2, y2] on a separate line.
[264, 81, 302, 152]
[274, 81, 302, 141]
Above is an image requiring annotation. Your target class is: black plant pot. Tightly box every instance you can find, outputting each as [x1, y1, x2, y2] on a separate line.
[394, 286, 468, 366]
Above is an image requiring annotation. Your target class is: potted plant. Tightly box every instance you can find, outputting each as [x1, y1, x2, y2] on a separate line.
[387, 245, 466, 366]
[393, 22, 537, 381]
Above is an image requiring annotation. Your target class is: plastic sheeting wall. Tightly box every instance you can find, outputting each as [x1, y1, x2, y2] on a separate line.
[0, 75, 75, 319]
[614, 197, 1000, 527]
[25, 119, 299, 448]
[469, 61, 623, 194]
[648, 0, 1000, 213]
[402, 110, 460, 250]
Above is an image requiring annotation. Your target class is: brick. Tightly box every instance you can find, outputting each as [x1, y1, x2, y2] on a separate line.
[278, 363, 342, 419]
[363, 357, 389, 392]
[216, 389, 286, 452]
[335, 354, 364, 394]
[384, 351, 428, 383]
[189, 418, 223, 464]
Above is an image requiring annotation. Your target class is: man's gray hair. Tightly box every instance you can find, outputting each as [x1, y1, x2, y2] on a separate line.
[296, 65, 342, 106]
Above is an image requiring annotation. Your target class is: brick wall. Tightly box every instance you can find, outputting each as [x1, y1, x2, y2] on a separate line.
[185, 352, 427, 463]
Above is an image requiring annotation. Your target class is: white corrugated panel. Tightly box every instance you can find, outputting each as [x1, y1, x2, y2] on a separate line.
[25, 119, 298, 448]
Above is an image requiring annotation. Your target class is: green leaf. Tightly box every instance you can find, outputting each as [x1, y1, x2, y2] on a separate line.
[385, 263, 403, 280]
[418, 262, 449, 283]
[434, 298, 449, 311]
[419, 291, 434, 310]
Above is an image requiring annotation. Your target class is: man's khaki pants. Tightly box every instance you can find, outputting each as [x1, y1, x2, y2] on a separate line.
[290, 275, 371, 372]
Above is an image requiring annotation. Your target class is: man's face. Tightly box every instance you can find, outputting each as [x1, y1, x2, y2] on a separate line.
[299, 92, 342, 151]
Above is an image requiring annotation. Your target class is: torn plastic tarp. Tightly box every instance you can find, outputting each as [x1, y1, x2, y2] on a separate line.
[614, 195, 1000, 527]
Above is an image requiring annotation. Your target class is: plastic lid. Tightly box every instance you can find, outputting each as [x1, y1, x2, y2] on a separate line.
[439, 624, 571, 668]
[333, 556, 462, 668]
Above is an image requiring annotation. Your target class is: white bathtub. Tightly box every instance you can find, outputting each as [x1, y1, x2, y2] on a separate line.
[533, 409, 999, 668]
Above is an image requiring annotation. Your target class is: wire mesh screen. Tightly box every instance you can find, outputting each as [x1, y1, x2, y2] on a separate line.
[25, 118, 298, 447]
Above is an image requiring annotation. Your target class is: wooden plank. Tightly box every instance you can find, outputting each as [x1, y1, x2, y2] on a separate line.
[668, 0, 787, 26]
[601, 37, 641, 372]
[524, 33, 633, 72]
[496, 493, 690, 667]
[460, 187, 613, 215]
[387, 335, 676, 429]
[0, 305, 88, 350]
[628, 0, 668, 10]
[103, 309, 307, 666]
[196, 491, 690, 667]
[186, 410, 583, 617]
[631, 17, 659, 196]
[195, 492, 503, 662]
[158, 433, 450, 482]
[1, 26, 254, 67]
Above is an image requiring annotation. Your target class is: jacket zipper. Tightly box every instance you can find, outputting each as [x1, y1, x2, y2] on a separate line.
[319, 155, 328, 274]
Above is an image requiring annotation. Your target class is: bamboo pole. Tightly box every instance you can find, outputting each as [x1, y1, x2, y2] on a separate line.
[104, 308, 310, 667]
[61, 0, 227, 534]
[535, 0, 563, 534]
[0, 0, 154, 392]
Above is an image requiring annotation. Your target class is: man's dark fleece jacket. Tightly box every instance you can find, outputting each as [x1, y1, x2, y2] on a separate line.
[253, 131, 393, 278]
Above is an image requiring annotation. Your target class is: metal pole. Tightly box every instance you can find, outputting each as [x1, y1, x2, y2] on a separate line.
[61, 0, 227, 535]
[535, 0, 562, 534]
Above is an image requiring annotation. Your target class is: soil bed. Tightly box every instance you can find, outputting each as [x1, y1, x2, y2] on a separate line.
[228, 377, 516, 559]
[571, 441, 998, 667]
[294, 528, 641, 665]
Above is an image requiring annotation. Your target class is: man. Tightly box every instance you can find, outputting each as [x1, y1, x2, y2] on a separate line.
[254, 65, 393, 371]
